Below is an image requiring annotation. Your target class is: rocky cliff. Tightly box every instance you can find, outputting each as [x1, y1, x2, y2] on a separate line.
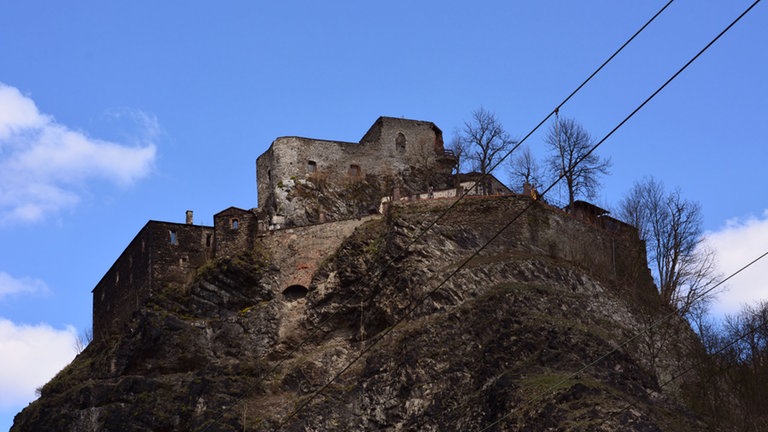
[12, 196, 709, 431]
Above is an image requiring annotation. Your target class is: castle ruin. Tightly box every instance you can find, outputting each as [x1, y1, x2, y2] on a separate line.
[257, 116, 457, 228]
[92, 117, 457, 341]
[91, 116, 640, 343]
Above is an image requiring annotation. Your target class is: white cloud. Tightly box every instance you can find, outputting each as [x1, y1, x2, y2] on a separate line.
[0, 318, 78, 410]
[705, 210, 768, 317]
[0, 272, 49, 300]
[0, 82, 157, 224]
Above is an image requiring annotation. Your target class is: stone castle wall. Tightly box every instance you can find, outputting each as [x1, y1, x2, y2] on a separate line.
[91, 116, 647, 346]
[92, 221, 214, 342]
[213, 207, 262, 258]
[256, 117, 455, 227]
[390, 195, 650, 294]
[260, 216, 377, 295]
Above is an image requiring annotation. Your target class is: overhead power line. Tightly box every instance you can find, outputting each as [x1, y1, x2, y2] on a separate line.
[475, 2, 763, 428]
[273, 1, 762, 429]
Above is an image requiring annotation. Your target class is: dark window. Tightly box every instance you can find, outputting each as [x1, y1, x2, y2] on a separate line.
[231, 218, 239, 229]
[396, 132, 406, 152]
[348, 164, 361, 177]
[205, 233, 212, 247]
[307, 160, 317, 173]
[169, 230, 178, 245]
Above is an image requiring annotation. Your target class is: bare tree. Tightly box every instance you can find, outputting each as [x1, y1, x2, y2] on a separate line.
[459, 107, 516, 177]
[545, 117, 610, 207]
[448, 133, 469, 175]
[74, 327, 93, 354]
[507, 145, 542, 192]
[718, 301, 768, 429]
[619, 177, 720, 315]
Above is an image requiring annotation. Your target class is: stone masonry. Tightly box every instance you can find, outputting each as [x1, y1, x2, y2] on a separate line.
[256, 116, 456, 228]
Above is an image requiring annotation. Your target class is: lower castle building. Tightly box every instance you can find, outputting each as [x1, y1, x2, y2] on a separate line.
[91, 208, 261, 342]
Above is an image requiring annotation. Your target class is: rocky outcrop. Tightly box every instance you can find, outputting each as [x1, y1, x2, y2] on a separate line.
[13, 196, 707, 431]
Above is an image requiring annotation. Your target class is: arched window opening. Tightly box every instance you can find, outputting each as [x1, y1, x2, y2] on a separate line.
[396, 132, 406, 152]
[282, 284, 309, 301]
[231, 218, 239, 229]
[307, 160, 317, 174]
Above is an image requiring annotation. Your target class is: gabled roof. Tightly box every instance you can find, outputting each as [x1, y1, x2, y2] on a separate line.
[214, 206, 252, 217]
[359, 116, 442, 144]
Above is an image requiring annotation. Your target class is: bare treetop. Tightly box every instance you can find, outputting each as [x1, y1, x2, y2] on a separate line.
[619, 177, 720, 315]
[545, 117, 610, 207]
[508, 145, 542, 193]
[459, 107, 516, 176]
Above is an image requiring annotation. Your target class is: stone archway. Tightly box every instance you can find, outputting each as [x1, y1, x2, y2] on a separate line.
[282, 284, 308, 301]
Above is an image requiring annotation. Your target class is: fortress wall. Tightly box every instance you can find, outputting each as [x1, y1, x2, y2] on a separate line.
[92, 221, 214, 342]
[524, 200, 651, 290]
[214, 207, 259, 258]
[256, 147, 274, 211]
[395, 196, 650, 295]
[92, 224, 153, 343]
[147, 222, 214, 294]
[260, 216, 377, 294]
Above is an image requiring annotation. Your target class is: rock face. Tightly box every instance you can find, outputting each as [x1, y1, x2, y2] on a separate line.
[13, 196, 707, 431]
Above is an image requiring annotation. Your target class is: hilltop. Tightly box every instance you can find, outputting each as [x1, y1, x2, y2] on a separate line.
[12, 196, 709, 431]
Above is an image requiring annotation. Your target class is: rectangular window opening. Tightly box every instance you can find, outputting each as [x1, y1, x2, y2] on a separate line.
[170, 230, 178, 245]
[348, 164, 361, 177]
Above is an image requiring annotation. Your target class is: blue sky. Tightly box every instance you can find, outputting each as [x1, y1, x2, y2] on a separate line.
[1, 1, 766, 429]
